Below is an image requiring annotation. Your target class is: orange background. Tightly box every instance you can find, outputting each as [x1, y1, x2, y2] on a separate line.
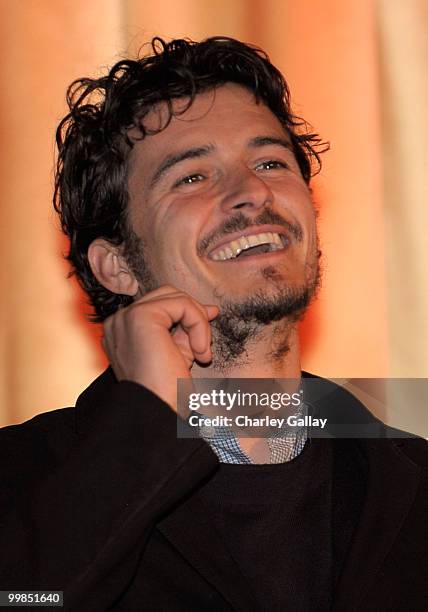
[1, 0, 427, 431]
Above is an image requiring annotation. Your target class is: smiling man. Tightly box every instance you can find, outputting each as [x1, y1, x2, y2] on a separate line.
[88, 82, 320, 413]
[1, 37, 427, 611]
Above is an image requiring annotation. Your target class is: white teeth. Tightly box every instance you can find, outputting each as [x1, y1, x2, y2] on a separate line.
[248, 235, 258, 247]
[210, 231, 286, 261]
[239, 237, 249, 250]
[230, 239, 241, 254]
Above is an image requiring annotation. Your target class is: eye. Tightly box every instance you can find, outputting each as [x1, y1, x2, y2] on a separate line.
[175, 173, 205, 186]
[256, 160, 288, 171]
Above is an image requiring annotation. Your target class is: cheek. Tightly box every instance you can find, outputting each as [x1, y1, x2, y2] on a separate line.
[157, 205, 207, 258]
[147, 220, 194, 280]
[286, 183, 315, 220]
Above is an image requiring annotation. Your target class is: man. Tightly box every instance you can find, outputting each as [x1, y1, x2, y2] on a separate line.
[1, 37, 427, 611]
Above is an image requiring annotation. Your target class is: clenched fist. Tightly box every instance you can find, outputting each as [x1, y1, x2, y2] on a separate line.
[102, 285, 219, 411]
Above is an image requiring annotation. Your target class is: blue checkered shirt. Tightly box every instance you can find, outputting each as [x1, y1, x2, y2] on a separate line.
[197, 409, 308, 464]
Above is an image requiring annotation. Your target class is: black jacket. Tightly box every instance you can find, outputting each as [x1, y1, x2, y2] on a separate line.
[0, 369, 427, 610]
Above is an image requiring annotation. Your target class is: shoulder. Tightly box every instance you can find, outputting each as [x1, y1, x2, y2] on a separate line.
[1, 405, 76, 442]
[302, 371, 427, 455]
[389, 436, 428, 468]
[0, 407, 77, 485]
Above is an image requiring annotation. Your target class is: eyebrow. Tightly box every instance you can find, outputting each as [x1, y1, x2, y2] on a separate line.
[247, 135, 294, 152]
[150, 144, 215, 188]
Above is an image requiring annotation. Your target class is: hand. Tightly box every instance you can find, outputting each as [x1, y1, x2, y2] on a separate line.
[102, 285, 219, 411]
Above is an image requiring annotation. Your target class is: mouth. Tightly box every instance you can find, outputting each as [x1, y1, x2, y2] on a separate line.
[208, 230, 289, 262]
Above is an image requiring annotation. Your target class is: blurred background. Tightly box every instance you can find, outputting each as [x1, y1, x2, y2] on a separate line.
[1, 0, 427, 431]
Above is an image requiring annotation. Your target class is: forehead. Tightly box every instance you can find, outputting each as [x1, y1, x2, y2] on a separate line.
[131, 83, 289, 157]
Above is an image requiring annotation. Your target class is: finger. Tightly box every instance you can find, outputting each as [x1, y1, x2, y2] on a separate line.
[179, 308, 213, 360]
[102, 313, 128, 375]
[140, 291, 211, 322]
[171, 326, 195, 366]
[132, 285, 186, 304]
[204, 305, 220, 320]
[134, 287, 218, 322]
[143, 298, 212, 360]
[130, 293, 210, 328]
[101, 319, 114, 359]
[172, 320, 211, 365]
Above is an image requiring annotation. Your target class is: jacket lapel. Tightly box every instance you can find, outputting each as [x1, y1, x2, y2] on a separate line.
[158, 494, 259, 612]
[333, 438, 421, 610]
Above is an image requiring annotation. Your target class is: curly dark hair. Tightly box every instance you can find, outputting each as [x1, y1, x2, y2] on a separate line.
[54, 36, 327, 322]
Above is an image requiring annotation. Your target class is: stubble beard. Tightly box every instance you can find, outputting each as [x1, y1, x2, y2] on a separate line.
[123, 228, 321, 373]
[209, 257, 321, 372]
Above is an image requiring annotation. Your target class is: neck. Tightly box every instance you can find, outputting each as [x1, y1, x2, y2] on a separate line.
[192, 319, 301, 380]
[192, 319, 302, 464]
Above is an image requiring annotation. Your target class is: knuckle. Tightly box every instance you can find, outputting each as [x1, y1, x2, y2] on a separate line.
[160, 284, 178, 292]
[127, 304, 145, 324]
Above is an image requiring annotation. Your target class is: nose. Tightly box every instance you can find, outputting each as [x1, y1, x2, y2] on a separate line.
[219, 167, 274, 213]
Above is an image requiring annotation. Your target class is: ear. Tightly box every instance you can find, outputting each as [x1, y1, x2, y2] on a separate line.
[88, 238, 139, 297]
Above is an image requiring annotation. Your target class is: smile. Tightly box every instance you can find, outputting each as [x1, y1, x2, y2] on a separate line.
[209, 231, 288, 261]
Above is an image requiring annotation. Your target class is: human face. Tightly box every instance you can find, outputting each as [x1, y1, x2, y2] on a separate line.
[126, 84, 318, 309]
